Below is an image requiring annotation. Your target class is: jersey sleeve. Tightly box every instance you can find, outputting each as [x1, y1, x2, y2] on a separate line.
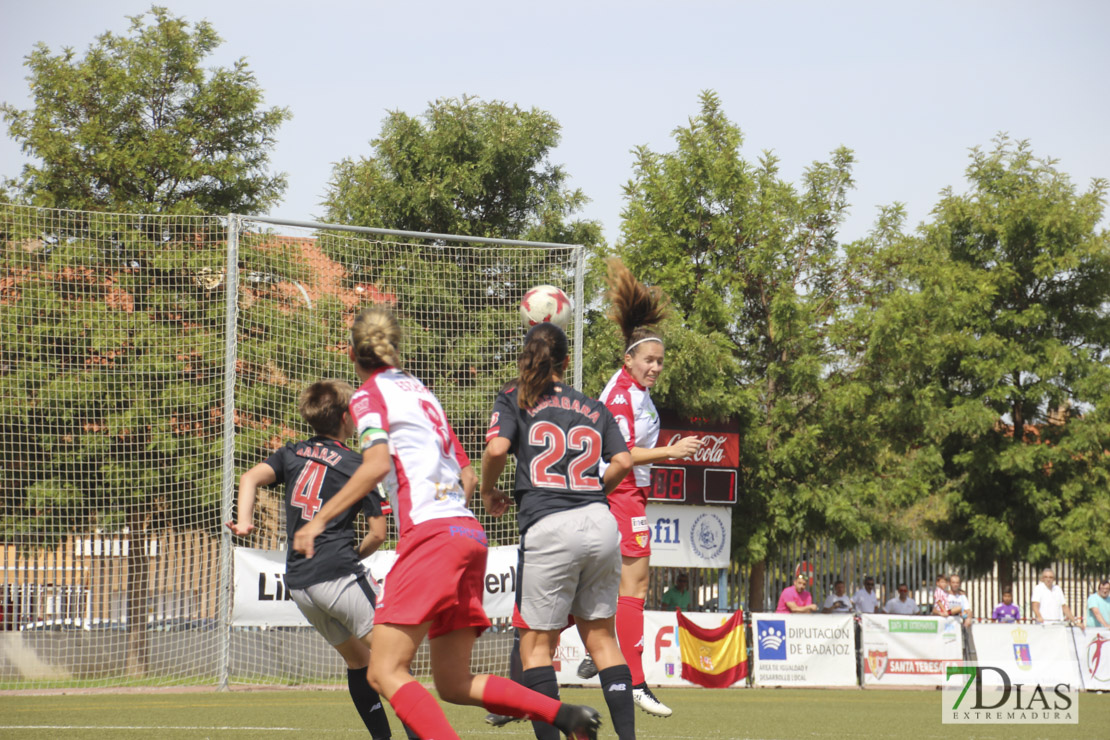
[350, 384, 389, 452]
[486, 391, 519, 452]
[603, 387, 636, 450]
[598, 406, 629, 462]
[262, 445, 291, 485]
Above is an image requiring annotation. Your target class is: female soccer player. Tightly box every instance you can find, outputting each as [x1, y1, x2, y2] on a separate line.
[481, 322, 636, 740]
[292, 306, 601, 740]
[598, 259, 702, 718]
[229, 379, 398, 740]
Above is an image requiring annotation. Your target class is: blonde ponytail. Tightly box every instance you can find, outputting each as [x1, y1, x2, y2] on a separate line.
[351, 307, 402, 370]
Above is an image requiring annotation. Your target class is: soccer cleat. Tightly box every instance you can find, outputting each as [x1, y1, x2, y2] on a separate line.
[576, 655, 599, 679]
[555, 704, 602, 740]
[632, 684, 672, 717]
[484, 712, 525, 727]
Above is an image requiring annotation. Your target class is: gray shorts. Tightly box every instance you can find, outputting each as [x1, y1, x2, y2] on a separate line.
[289, 570, 379, 646]
[517, 502, 621, 631]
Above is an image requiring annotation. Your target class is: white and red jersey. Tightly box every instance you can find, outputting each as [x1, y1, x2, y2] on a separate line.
[349, 367, 474, 537]
[598, 366, 660, 488]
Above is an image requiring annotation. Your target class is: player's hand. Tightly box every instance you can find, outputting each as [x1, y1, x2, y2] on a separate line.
[481, 488, 511, 518]
[225, 521, 254, 537]
[293, 522, 323, 558]
[669, 435, 703, 460]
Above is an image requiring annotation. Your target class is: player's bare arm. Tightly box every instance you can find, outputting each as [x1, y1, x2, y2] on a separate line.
[602, 451, 633, 496]
[629, 435, 702, 465]
[459, 463, 478, 502]
[358, 515, 388, 558]
[480, 437, 512, 518]
[294, 444, 391, 558]
[226, 462, 276, 536]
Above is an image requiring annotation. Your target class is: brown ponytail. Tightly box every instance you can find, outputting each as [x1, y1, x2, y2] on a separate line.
[351, 307, 402, 370]
[517, 322, 568, 409]
[606, 258, 666, 355]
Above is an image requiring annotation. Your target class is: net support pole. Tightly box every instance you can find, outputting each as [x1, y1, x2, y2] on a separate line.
[216, 214, 241, 690]
[573, 244, 585, 390]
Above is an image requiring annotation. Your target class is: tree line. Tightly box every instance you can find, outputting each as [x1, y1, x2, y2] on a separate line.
[3, 6, 1108, 600]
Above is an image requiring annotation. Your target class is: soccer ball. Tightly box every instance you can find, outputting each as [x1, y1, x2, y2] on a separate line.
[519, 284, 572, 330]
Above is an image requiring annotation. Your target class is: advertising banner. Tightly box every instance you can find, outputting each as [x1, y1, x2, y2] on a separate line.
[645, 504, 731, 568]
[552, 610, 746, 688]
[860, 614, 963, 687]
[970, 623, 1082, 688]
[751, 613, 856, 687]
[1072, 627, 1110, 691]
[232, 545, 518, 626]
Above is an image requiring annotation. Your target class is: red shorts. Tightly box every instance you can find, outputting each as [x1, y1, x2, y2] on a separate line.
[374, 516, 492, 639]
[609, 484, 650, 558]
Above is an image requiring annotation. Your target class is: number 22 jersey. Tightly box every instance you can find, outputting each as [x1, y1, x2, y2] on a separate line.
[486, 381, 627, 535]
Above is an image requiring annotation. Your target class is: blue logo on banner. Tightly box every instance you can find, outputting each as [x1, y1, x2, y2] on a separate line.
[757, 620, 788, 660]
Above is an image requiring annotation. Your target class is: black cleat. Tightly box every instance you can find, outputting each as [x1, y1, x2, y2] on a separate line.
[576, 656, 598, 679]
[555, 704, 602, 740]
[484, 712, 525, 727]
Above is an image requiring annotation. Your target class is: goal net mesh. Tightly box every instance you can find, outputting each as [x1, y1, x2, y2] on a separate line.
[0, 203, 581, 688]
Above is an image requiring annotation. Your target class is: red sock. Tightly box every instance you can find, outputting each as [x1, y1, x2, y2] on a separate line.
[616, 595, 646, 685]
[389, 681, 459, 740]
[482, 674, 560, 724]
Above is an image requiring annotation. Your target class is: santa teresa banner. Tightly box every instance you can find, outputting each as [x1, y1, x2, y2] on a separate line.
[751, 613, 856, 687]
[232, 545, 519, 626]
[860, 614, 963, 687]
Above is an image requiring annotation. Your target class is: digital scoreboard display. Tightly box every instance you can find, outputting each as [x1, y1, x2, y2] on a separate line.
[646, 411, 739, 506]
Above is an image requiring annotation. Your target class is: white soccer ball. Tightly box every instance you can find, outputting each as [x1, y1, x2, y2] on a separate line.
[519, 284, 573, 330]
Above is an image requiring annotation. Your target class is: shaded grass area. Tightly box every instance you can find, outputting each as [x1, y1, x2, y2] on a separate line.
[0, 687, 1106, 739]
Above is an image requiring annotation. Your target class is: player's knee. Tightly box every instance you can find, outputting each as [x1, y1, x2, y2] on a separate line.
[431, 673, 471, 705]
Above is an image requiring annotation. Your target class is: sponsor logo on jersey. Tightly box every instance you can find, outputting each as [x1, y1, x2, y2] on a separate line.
[611, 393, 629, 405]
[631, 516, 649, 532]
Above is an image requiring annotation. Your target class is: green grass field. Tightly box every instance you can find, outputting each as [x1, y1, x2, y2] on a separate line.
[0, 687, 1105, 739]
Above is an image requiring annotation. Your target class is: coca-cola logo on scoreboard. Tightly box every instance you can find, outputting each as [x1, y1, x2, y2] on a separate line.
[658, 432, 739, 467]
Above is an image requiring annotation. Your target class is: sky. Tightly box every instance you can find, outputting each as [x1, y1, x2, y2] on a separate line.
[2, 1, 1109, 245]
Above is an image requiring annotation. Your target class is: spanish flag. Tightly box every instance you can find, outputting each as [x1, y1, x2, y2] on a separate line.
[677, 609, 747, 688]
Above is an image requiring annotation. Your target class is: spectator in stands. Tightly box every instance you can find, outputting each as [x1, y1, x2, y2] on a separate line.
[1031, 568, 1080, 625]
[1087, 580, 1110, 629]
[776, 573, 818, 613]
[991, 587, 1020, 623]
[852, 576, 882, 614]
[948, 574, 973, 627]
[661, 573, 692, 612]
[821, 580, 853, 614]
[884, 583, 918, 615]
[931, 574, 951, 616]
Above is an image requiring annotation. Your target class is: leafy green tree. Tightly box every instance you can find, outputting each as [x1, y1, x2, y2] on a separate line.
[905, 138, 1110, 583]
[2, 5, 289, 214]
[320, 96, 602, 468]
[596, 91, 919, 608]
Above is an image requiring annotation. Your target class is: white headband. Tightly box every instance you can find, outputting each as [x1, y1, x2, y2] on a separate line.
[625, 337, 664, 354]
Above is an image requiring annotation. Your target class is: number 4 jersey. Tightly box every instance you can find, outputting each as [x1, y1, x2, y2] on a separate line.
[487, 382, 627, 535]
[264, 437, 382, 589]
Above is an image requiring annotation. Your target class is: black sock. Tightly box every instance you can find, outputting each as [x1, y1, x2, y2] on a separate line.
[509, 628, 524, 684]
[599, 665, 635, 740]
[521, 665, 560, 740]
[347, 666, 392, 739]
[402, 724, 419, 740]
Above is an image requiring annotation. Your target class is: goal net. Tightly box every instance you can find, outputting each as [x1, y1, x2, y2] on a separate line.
[0, 203, 582, 688]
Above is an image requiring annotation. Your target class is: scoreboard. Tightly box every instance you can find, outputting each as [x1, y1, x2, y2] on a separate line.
[647, 410, 739, 506]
